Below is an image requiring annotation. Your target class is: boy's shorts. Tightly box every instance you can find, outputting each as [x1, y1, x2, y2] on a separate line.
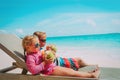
[54, 57, 79, 71]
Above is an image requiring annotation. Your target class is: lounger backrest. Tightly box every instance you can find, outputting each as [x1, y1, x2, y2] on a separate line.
[0, 33, 27, 69]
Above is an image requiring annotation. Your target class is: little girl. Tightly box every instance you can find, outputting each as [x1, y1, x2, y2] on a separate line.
[22, 35, 100, 78]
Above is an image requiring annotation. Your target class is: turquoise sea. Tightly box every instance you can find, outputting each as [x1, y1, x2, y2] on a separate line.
[47, 33, 120, 48]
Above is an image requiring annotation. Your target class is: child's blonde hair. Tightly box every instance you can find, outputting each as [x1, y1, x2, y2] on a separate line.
[46, 44, 57, 52]
[22, 35, 39, 50]
[33, 31, 46, 39]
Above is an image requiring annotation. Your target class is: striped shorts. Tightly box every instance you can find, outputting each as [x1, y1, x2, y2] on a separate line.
[54, 57, 79, 71]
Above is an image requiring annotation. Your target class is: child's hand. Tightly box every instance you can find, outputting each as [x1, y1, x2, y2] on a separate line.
[44, 50, 55, 62]
[41, 50, 45, 61]
[44, 58, 53, 64]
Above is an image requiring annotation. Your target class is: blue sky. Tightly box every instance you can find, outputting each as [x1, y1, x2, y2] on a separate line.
[0, 0, 120, 37]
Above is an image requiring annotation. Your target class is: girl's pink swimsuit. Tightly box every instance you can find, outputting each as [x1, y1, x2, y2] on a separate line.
[26, 51, 56, 75]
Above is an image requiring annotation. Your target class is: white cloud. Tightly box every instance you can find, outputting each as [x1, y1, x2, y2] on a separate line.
[37, 15, 96, 27]
[36, 19, 51, 27]
[35, 13, 99, 29]
[33, 13, 120, 36]
[35, 14, 84, 28]
[15, 29, 23, 34]
[112, 19, 120, 25]
[86, 19, 96, 27]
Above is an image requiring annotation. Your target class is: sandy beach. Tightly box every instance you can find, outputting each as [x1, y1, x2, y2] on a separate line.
[1, 46, 120, 72]
[57, 46, 120, 68]
[0, 49, 22, 73]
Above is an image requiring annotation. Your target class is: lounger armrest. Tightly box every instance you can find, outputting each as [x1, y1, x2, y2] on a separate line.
[0, 66, 17, 73]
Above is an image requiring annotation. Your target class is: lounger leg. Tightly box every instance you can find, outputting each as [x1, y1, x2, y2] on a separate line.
[0, 66, 17, 73]
[22, 69, 28, 74]
[12, 62, 28, 74]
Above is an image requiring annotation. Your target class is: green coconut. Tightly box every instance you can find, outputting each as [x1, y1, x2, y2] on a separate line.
[45, 51, 55, 60]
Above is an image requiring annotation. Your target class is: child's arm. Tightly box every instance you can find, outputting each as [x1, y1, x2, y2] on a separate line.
[26, 55, 45, 75]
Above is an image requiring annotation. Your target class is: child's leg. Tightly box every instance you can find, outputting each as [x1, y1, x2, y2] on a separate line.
[75, 57, 99, 73]
[51, 66, 100, 78]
